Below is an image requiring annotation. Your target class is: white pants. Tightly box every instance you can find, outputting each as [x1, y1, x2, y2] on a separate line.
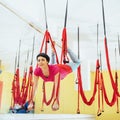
[51, 48, 80, 71]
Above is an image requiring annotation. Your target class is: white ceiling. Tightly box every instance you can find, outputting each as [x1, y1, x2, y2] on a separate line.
[0, 0, 120, 73]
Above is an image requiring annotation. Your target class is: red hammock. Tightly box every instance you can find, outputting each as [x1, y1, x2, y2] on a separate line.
[77, 59, 99, 105]
[40, 30, 60, 110]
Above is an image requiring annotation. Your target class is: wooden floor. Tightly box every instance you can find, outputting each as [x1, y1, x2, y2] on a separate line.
[0, 114, 95, 120]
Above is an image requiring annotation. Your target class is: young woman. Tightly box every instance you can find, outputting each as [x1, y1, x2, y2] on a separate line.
[31, 48, 80, 111]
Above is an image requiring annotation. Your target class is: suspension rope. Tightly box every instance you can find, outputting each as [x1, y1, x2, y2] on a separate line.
[114, 47, 119, 113]
[60, 0, 69, 64]
[76, 26, 80, 114]
[99, 52, 104, 112]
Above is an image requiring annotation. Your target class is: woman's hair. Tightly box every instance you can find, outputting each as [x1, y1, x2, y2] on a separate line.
[36, 53, 50, 63]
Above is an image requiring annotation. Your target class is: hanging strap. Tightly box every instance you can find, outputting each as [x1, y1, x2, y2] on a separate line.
[97, 60, 102, 116]
[60, 0, 69, 64]
[100, 72, 104, 112]
[61, 28, 69, 64]
[115, 71, 119, 113]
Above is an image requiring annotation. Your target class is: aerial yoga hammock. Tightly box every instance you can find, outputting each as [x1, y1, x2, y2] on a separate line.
[31, 0, 80, 111]
[10, 37, 35, 113]
[101, 0, 119, 107]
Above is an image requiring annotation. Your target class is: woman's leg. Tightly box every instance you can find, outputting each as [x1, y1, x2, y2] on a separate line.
[51, 52, 56, 64]
[67, 48, 80, 71]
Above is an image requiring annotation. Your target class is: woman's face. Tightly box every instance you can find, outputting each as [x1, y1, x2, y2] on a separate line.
[37, 56, 48, 68]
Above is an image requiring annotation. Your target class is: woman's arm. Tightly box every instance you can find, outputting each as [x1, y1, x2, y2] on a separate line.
[54, 72, 60, 99]
[51, 72, 60, 111]
[31, 75, 39, 101]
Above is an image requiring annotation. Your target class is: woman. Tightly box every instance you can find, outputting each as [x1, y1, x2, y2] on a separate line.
[31, 48, 80, 111]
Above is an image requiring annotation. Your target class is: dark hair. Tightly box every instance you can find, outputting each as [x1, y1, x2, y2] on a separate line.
[36, 53, 50, 63]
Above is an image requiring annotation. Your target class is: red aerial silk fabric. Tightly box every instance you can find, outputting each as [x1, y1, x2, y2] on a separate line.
[77, 59, 99, 105]
[104, 37, 120, 97]
[101, 73, 117, 106]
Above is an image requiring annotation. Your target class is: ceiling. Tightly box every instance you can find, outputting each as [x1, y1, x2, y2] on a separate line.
[0, 0, 120, 73]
